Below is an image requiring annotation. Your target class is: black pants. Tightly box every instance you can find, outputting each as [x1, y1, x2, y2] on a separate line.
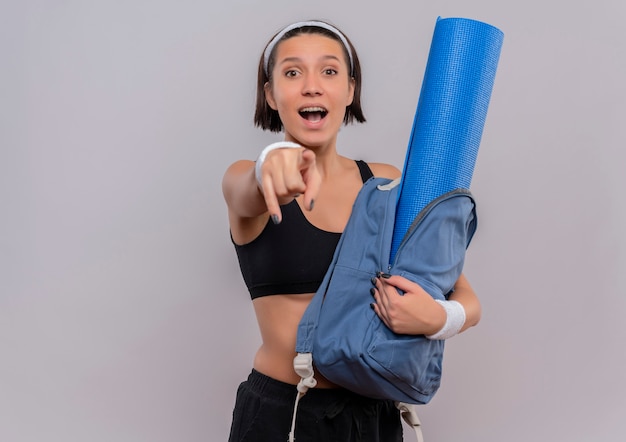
[228, 369, 403, 442]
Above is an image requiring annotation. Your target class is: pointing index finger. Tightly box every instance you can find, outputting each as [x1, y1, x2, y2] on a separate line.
[261, 177, 283, 224]
[300, 149, 320, 211]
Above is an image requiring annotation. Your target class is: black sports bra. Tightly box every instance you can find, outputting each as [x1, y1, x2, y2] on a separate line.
[233, 160, 374, 299]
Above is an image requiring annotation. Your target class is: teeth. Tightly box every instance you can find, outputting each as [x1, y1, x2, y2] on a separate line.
[300, 107, 326, 113]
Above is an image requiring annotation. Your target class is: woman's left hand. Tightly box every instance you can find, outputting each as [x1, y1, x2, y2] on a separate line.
[370, 273, 446, 335]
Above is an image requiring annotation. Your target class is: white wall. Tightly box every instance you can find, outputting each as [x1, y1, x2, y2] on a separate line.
[2, 1, 625, 441]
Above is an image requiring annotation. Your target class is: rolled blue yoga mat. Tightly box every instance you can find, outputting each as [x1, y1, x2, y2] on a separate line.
[389, 17, 503, 263]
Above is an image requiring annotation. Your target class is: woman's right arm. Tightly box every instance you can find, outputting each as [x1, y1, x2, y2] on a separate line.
[222, 159, 272, 245]
[222, 159, 268, 219]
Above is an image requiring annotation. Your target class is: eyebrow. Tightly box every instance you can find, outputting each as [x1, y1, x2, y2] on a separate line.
[278, 54, 343, 66]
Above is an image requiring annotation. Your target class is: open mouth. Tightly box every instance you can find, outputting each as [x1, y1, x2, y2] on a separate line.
[299, 106, 328, 123]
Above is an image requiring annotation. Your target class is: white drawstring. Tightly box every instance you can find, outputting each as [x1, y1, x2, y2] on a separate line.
[288, 353, 317, 442]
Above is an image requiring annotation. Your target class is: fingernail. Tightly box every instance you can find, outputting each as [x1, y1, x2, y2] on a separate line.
[370, 303, 376, 310]
[271, 214, 280, 225]
[369, 287, 376, 296]
[380, 273, 391, 279]
[309, 199, 315, 210]
[370, 277, 377, 286]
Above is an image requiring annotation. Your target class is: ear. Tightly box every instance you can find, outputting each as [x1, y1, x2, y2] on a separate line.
[264, 82, 278, 110]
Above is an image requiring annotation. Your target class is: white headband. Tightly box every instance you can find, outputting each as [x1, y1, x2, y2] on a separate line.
[263, 21, 354, 76]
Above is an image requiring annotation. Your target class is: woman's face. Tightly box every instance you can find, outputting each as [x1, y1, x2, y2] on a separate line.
[265, 33, 355, 149]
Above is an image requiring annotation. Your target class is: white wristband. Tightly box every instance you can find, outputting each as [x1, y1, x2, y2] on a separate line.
[426, 300, 466, 340]
[255, 141, 302, 189]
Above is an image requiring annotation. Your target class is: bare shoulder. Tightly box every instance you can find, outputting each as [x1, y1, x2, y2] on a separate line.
[367, 162, 401, 180]
[223, 159, 254, 181]
[222, 159, 254, 196]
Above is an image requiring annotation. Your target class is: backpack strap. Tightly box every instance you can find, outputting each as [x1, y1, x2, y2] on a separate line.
[396, 402, 425, 442]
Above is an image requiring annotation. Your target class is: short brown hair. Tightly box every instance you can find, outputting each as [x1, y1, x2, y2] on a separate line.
[254, 22, 366, 132]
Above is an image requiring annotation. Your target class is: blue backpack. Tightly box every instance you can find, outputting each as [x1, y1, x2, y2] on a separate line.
[291, 176, 476, 412]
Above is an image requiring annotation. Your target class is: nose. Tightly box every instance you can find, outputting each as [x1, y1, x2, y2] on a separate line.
[301, 74, 322, 96]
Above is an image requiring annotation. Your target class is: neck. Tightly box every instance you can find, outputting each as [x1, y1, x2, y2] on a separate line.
[284, 136, 341, 178]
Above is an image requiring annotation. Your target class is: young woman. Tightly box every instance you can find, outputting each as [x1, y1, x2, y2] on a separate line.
[222, 20, 481, 442]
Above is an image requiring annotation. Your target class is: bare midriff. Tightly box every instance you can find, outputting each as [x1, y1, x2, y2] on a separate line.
[252, 293, 339, 388]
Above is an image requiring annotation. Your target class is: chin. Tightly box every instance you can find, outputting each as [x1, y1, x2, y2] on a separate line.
[289, 130, 339, 149]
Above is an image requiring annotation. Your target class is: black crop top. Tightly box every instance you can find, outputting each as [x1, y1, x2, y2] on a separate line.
[233, 160, 374, 299]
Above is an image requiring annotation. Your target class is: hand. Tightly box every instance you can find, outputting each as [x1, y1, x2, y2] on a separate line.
[258, 147, 321, 223]
[370, 273, 446, 335]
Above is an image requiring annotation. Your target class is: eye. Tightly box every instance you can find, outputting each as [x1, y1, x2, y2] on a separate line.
[285, 69, 300, 78]
[323, 68, 338, 75]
